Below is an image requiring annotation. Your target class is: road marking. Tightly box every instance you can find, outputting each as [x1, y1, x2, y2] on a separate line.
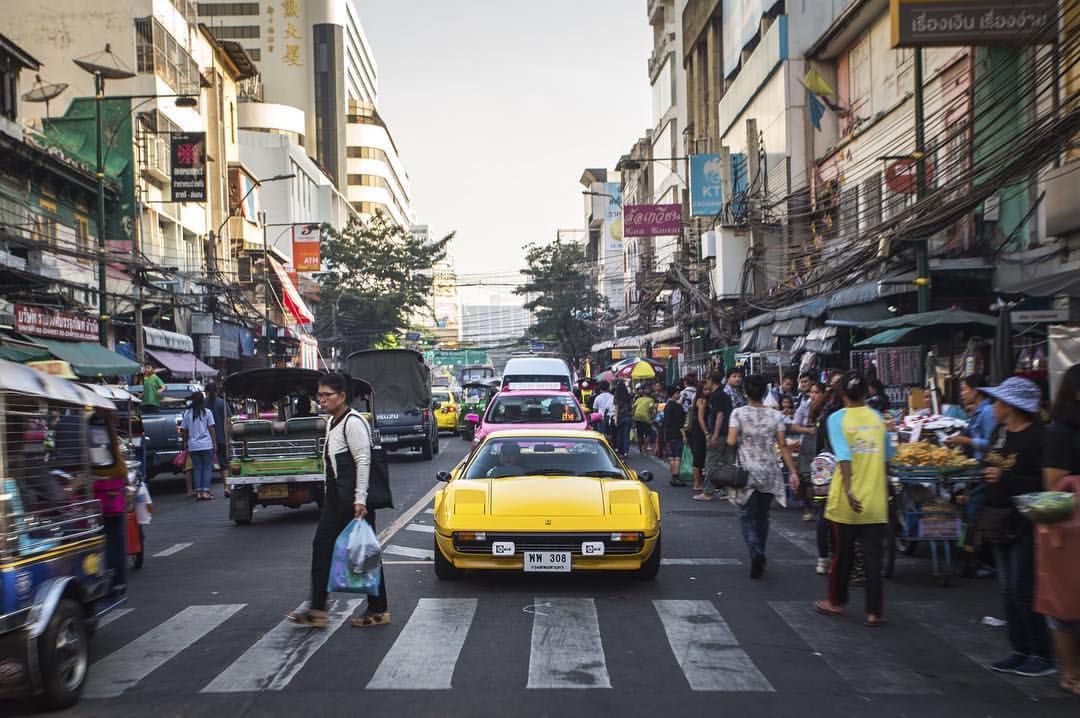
[377, 482, 442, 545]
[152, 542, 192, 557]
[661, 558, 742, 566]
[367, 598, 477, 690]
[772, 525, 817, 556]
[84, 604, 245, 699]
[202, 599, 362, 693]
[654, 600, 773, 692]
[383, 544, 434, 560]
[896, 602, 1062, 700]
[95, 608, 133, 629]
[770, 601, 938, 695]
[527, 598, 610, 689]
[423, 507, 435, 514]
[405, 523, 435, 534]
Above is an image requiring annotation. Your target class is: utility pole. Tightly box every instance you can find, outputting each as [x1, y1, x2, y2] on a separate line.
[94, 71, 108, 346]
[260, 209, 272, 368]
[913, 48, 931, 314]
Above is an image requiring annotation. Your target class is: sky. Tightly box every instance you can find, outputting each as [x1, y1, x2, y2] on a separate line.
[359, 1, 653, 304]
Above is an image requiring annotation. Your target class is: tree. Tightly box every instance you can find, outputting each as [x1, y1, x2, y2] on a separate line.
[315, 212, 452, 356]
[516, 240, 606, 362]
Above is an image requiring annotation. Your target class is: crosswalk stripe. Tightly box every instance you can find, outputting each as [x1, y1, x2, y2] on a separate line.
[201, 599, 363, 693]
[367, 598, 477, 690]
[423, 508, 435, 514]
[383, 544, 434, 560]
[405, 523, 435, 534]
[84, 604, 245, 699]
[770, 601, 939, 695]
[661, 558, 742, 566]
[654, 600, 774, 691]
[896, 602, 1062, 700]
[95, 608, 133, 630]
[152, 542, 192, 557]
[527, 598, 610, 689]
[772, 525, 817, 556]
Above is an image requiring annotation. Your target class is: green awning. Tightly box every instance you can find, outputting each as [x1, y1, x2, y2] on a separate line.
[0, 344, 51, 363]
[34, 338, 140, 378]
[854, 327, 918, 348]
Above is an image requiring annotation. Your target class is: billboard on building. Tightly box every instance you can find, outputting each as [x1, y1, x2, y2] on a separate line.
[624, 204, 682, 237]
[890, 0, 1058, 48]
[292, 224, 321, 271]
[170, 132, 207, 202]
[15, 304, 98, 341]
[690, 154, 726, 217]
[602, 182, 623, 251]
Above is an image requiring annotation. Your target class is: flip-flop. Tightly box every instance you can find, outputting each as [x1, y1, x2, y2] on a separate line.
[669, 479, 688, 487]
[865, 615, 886, 628]
[814, 600, 845, 617]
[286, 610, 328, 629]
[350, 612, 391, 628]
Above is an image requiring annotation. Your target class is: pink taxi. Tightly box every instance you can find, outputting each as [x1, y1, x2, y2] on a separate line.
[465, 389, 601, 445]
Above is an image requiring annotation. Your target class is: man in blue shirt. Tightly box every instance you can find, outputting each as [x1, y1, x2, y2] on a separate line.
[945, 374, 997, 460]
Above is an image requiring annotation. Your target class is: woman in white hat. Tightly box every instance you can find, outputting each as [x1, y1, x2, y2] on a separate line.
[978, 376, 1055, 678]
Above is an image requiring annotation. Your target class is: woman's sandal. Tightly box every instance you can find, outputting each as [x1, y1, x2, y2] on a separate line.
[1060, 677, 1080, 696]
[286, 609, 328, 629]
[864, 614, 886, 628]
[814, 600, 845, 617]
[350, 612, 391, 628]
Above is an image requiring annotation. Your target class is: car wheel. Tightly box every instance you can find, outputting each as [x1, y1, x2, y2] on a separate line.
[635, 536, 661, 580]
[433, 538, 462, 580]
[38, 599, 88, 710]
[230, 488, 253, 525]
[421, 439, 433, 461]
[433, 433, 440, 456]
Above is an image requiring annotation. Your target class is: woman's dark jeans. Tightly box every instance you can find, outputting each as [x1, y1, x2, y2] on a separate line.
[990, 529, 1052, 659]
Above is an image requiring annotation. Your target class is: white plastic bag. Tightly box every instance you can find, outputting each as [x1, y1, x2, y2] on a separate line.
[328, 519, 382, 595]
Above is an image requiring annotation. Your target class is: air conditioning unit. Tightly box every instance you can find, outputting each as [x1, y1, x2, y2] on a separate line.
[700, 230, 718, 260]
[711, 226, 750, 298]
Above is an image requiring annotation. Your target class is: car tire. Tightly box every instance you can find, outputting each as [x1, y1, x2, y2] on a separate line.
[433, 538, 462, 580]
[230, 488, 253, 525]
[421, 439, 433, 461]
[635, 536, 661, 580]
[433, 432, 440, 456]
[38, 599, 89, 710]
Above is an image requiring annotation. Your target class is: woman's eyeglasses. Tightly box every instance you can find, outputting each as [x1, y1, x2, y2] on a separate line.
[317, 391, 341, 399]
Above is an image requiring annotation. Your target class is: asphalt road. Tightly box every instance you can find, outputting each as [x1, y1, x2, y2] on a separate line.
[14, 436, 1074, 717]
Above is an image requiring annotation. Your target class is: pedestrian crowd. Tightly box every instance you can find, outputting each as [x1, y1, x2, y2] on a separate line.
[589, 361, 1080, 694]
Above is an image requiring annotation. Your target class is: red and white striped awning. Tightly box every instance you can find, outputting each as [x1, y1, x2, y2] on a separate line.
[268, 257, 314, 325]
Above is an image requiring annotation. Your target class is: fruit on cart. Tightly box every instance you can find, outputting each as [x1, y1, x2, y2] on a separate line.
[893, 441, 977, 468]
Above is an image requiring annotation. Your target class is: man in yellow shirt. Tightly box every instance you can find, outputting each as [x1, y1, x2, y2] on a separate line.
[633, 387, 656, 455]
[815, 372, 894, 627]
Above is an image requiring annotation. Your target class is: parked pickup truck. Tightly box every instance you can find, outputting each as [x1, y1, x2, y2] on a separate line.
[128, 382, 201, 479]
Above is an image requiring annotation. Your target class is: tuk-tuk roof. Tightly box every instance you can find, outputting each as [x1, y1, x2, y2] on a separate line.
[223, 368, 372, 402]
[461, 380, 498, 390]
[0, 357, 116, 410]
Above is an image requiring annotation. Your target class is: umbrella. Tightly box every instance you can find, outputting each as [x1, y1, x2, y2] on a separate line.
[631, 362, 656, 380]
[990, 302, 1015, 384]
[596, 370, 615, 382]
[614, 358, 664, 380]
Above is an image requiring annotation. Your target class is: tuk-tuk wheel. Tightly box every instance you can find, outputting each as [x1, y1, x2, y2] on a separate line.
[39, 599, 88, 710]
[231, 488, 254, 525]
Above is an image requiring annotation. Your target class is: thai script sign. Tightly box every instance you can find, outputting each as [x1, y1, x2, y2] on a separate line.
[15, 304, 98, 341]
[170, 132, 207, 202]
[890, 0, 1058, 48]
[624, 204, 682, 237]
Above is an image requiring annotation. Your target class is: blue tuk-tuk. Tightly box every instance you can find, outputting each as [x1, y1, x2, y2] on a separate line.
[0, 358, 130, 708]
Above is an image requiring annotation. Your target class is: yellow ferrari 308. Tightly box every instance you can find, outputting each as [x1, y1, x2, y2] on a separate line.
[432, 429, 661, 579]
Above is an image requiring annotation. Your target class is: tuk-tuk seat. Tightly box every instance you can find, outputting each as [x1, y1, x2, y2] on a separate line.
[286, 416, 326, 435]
[231, 420, 273, 437]
[272, 420, 287, 434]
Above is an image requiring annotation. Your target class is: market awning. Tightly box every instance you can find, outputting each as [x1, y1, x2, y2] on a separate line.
[145, 348, 219, 380]
[794, 326, 839, 353]
[772, 317, 807, 337]
[0, 343, 50, 363]
[144, 326, 194, 353]
[33, 338, 141, 378]
[997, 268, 1080, 298]
[854, 327, 918, 348]
[269, 257, 314, 325]
[860, 308, 995, 330]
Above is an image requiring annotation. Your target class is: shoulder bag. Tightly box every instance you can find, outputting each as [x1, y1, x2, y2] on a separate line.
[344, 413, 394, 510]
[707, 445, 749, 490]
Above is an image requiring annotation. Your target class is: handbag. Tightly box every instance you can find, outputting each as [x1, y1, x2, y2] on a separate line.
[975, 504, 1022, 543]
[1035, 475, 1080, 621]
[172, 448, 188, 469]
[345, 413, 394, 510]
[707, 446, 749, 489]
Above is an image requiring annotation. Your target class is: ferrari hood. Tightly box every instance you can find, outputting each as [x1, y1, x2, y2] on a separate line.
[490, 476, 605, 517]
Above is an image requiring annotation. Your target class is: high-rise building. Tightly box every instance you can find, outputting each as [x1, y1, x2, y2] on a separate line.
[200, 0, 414, 226]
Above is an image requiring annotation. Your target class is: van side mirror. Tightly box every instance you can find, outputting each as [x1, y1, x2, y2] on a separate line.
[436, 471, 451, 482]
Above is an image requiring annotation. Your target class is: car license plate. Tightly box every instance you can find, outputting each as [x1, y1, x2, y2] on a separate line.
[523, 551, 571, 573]
[259, 484, 289, 499]
[381, 434, 398, 443]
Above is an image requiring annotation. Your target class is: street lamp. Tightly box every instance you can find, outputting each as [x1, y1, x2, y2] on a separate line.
[74, 45, 200, 347]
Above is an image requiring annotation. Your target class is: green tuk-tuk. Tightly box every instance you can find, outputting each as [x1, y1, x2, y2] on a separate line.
[457, 381, 498, 441]
[223, 369, 375, 525]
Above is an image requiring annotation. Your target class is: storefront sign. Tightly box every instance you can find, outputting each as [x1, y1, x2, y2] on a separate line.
[890, 0, 1058, 48]
[15, 304, 98, 341]
[690, 154, 726, 217]
[170, 132, 207, 202]
[292, 224, 321, 271]
[624, 204, 682, 237]
[602, 183, 623, 251]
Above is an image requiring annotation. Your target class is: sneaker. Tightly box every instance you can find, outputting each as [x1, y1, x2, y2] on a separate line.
[816, 558, 829, 575]
[802, 509, 814, 522]
[1014, 656, 1058, 678]
[990, 653, 1028, 674]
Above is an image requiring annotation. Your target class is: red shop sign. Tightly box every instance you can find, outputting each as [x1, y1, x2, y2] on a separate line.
[15, 304, 99, 342]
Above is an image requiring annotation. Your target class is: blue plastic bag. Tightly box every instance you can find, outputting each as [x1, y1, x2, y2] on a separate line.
[327, 519, 382, 595]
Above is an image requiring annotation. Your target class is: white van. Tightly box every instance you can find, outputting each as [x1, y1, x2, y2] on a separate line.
[501, 356, 573, 391]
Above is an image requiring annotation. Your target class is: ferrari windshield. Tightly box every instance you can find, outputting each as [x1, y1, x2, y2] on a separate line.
[463, 436, 626, 479]
[485, 394, 583, 424]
